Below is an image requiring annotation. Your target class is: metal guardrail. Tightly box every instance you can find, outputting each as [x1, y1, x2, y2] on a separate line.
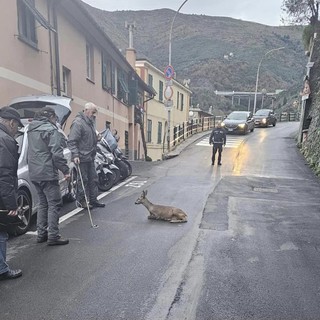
[171, 116, 223, 149]
[169, 112, 300, 151]
[278, 112, 300, 122]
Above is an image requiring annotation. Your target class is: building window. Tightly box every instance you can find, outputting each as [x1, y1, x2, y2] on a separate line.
[159, 80, 164, 102]
[180, 93, 184, 111]
[17, 0, 37, 47]
[148, 74, 153, 87]
[111, 62, 116, 94]
[147, 119, 152, 143]
[157, 122, 162, 144]
[102, 53, 108, 89]
[137, 92, 143, 107]
[86, 42, 94, 81]
[117, 69, 129, 103]
[177, 91, 180, 109]
[62, 66, 72, 97]
[102, 53, 113, 91]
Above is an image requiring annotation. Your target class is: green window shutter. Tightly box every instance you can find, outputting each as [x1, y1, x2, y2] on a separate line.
[128, 79, 138, 105]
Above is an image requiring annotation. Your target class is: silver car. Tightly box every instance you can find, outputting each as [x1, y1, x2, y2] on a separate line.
[8, 95, 76, 235]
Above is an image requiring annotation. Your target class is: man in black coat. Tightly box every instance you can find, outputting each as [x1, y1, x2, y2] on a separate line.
[0, 106, 23, 280]
[209, 121, 226, 166]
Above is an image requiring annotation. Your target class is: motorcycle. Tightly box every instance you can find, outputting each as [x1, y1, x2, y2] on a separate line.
[99, 129, 131, 181]
[97, 142, 121, 185]
[95, 148, 116, 191]
[114, 147, 132, 176]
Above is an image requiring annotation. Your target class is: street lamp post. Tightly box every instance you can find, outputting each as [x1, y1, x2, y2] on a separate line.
[166, 0, 189, 153]
[253, 47, 285, 115]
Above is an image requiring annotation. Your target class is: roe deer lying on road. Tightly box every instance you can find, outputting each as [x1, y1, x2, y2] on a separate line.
[135, 190, 188, 223]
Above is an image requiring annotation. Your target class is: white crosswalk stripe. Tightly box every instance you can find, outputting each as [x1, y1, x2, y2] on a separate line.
[196, 136, 245, 148]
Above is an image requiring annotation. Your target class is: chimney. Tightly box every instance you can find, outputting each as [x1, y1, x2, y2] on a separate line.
[125, 21, 137, 68]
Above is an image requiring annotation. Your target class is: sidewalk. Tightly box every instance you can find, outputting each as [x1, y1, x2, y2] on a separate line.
[165, 131, 210, 159]
[130, 131, 210, 174]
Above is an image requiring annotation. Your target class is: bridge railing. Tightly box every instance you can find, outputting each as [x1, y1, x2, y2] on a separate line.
[171, 116, 224, 149]
[278, 112, 300, 122]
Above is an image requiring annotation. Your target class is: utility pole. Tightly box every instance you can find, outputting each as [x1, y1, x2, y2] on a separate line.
[253, 47, 284, 114]
[165, 0, 189, 153]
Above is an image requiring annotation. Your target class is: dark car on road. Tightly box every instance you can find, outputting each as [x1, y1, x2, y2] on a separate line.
[221, 111, 255, 134]
[253, 109, 277, 127]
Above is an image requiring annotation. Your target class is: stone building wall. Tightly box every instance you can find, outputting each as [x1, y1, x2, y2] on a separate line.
[301, 29, 320, 176]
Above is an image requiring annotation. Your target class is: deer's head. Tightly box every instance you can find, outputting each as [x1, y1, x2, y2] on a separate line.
[135, 190, 148, 204]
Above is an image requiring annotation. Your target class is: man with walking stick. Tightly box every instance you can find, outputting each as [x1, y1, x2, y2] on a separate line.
[68, 102, 105, 209]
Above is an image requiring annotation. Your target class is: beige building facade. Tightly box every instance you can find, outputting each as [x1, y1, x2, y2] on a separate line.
[136, 59, 192, 161]
[0, 0, 154, 159]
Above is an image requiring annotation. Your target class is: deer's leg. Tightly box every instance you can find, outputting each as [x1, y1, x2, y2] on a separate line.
[170, 216, 188, 223]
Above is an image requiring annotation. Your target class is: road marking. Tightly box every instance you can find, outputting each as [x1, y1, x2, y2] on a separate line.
[196, 136, 245, 148]
[26, 176, 138, 236]
[125, 180, 147, 188]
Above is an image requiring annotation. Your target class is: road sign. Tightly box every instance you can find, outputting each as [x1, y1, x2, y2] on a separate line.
[164, 86, 174, 100]
[164, 100, 173, 110]
[164, 65, 175, 80]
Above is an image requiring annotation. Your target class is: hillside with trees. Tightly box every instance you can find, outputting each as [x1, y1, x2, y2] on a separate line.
[81, 1, 307, 115]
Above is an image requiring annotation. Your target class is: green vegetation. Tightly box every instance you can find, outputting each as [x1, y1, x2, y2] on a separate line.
[83, 4, 306, 115]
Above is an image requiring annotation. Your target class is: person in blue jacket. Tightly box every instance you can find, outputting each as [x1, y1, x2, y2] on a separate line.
[209, 121, 226, 166]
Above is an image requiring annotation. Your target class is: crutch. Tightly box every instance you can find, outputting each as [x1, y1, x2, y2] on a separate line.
[76, 163, 99, 228]
[0, 207, 28, 225]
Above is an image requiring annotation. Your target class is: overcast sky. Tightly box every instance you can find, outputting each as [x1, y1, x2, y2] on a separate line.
[81, 0, 285, 26]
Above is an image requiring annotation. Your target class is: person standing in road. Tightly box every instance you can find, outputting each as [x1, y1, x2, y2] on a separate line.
[67, 102, 105, 209]
[209, 121, 226, 166]
[27, 107, 70, 246]
[0, 106, 23, 280]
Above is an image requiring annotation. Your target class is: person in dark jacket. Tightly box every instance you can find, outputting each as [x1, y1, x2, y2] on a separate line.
[0, 106, 23, 280]
[67, 102, 105, 209]
[27, 107, 70, 246]
[209, 121, 226, 166]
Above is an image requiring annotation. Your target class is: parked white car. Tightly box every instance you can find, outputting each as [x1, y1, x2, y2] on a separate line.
[8, 95, 76, 235]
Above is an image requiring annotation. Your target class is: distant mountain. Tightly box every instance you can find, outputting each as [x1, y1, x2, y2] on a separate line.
[81, 2, 307, 113]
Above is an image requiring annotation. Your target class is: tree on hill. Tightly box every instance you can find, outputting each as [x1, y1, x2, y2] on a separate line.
[282, 0, 319, 25]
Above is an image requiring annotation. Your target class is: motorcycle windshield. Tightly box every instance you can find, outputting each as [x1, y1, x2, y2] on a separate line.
[100, 129, 118, 152]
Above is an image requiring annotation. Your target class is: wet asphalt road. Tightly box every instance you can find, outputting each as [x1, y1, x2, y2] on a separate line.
[2, 122, 320, 320]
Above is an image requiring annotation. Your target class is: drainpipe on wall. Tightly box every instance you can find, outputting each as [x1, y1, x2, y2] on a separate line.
[47, 0, 54, 94]
[125, 22, 137, 159]
[52, 3, 61, 96]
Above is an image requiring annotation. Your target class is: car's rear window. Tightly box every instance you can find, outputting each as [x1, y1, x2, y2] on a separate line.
[10, 101, 70, 125]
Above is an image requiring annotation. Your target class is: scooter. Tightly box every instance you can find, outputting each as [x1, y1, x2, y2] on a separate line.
[97, 143, 121, 185]
[114, 147, 132, 176]
[99, 129, 131, 181]
[95, 148, 116, 191]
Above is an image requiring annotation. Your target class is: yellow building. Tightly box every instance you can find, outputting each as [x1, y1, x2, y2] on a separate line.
[136, 59, 192, 161]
